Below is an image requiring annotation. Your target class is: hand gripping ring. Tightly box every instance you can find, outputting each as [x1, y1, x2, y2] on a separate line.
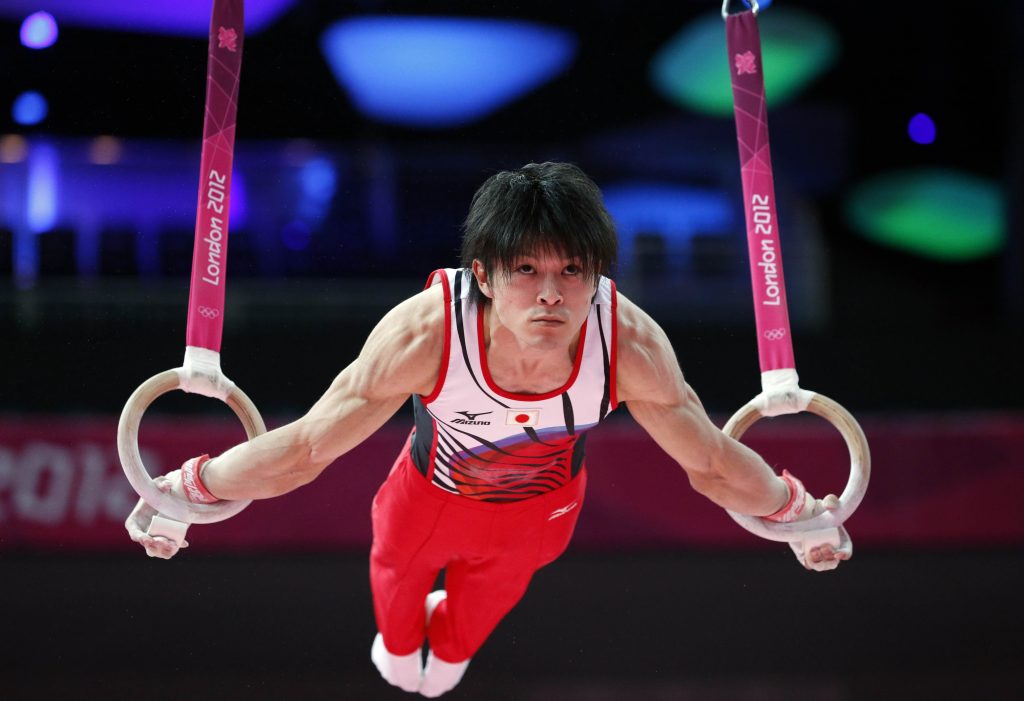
[117, 368, 266, 524]
[722, 392, 870, 543]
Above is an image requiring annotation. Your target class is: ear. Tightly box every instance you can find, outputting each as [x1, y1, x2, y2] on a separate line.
[471, 259, 494, 299]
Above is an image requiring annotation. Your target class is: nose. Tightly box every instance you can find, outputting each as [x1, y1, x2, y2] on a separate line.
[537, 273, 563, 305]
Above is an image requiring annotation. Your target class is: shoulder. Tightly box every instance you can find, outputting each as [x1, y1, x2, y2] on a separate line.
[615, 292, 686, 404]
[615, 292, 670, 365]
[383, 279, 447, 332]
[354, 282, 448, 398]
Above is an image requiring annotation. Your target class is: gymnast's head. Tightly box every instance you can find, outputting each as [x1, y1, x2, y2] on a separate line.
[460, 162, 618, 306]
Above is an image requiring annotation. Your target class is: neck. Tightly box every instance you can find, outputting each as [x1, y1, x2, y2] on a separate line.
[482, 303, 580, 394]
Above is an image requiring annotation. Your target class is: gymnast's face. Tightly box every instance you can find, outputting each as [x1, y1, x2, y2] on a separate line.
[472, 251, 597, 352]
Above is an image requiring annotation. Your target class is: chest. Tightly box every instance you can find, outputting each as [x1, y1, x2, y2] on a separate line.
[484, 353, 575, 395]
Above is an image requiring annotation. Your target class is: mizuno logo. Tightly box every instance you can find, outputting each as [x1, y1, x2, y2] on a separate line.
[548, 501, 578, 521]
[452, 410, 492, 425]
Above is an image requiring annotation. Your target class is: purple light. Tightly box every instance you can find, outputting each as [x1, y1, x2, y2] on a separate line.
[2, 1, 296, 37]
[908, 113, 936, 145]
[229, 170, 248, 229]
[20, 11, 58, 49]
[19, 10, 58, 48]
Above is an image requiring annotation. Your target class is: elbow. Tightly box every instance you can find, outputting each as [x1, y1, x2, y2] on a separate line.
[273, 422, 333, 494]
[261, 446, 327, 497]
[686, 466, 726, 501]
[682, 438, 730, 501]
[294, 439, 333, 488]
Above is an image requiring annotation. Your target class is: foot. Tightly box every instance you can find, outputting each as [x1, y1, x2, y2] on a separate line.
[420, 590, 468, 697]
[370, 633, 422, 693]
[425, 589, 447, 626]
[419, 652, 470, 698]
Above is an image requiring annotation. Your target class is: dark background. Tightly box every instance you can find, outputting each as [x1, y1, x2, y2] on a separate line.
[2, 2, 1022, 700]
[2, 0, 1021, 416]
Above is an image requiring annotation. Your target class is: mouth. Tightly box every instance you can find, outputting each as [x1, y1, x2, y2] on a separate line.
[531, 316, 566, 326]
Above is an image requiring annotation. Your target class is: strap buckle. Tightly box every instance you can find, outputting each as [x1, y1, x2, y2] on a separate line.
[722, 0, 760, 19]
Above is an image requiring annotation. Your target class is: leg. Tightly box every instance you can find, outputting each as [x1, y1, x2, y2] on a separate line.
[427, 554, 537, 663]
[417, 556, 536, 698]
[419, 491, 583, 697]
[369, 539, 439, 656]
[426, 479, 584, 664]
[418, 590, 469, 698]
[368, 459, 449, 691]
[369, 524, 439, 693]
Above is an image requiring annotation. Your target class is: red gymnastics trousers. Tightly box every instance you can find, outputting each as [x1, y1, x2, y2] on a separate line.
[370, 441, 586, 663]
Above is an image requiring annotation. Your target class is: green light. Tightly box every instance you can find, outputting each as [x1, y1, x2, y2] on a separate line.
[844, 169, 1006, 261]
[650, 8, 840, 117]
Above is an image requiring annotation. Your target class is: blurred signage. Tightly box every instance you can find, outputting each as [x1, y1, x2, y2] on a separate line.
[2, 415, 1023, 551]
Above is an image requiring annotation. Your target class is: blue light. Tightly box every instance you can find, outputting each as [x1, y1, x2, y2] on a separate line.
[601, 183, 734, 265]
[20, 11, 58, 49]
[908, 113, 936, 145]
[299, 158, 337, 201]
[27, 142, 59, 233]
[0, 0, 296, 37]
[320, 17, 577, 127]
[229, 170, 248, 229]
[297, 157, 337, 223]
[13, 91, 48, 126]
[281, 220, 312, 251]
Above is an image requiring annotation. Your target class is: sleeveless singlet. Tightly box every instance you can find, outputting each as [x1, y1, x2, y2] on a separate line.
[408, 268, 618, 503]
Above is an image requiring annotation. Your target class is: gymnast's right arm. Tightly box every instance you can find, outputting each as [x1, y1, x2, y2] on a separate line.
[202, 284, 444, 499]
[125, 283, 445, 555]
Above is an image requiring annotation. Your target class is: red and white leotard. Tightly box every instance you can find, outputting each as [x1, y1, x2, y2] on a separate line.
[371, 268, 619, 662]
[408, 268, 618, 502]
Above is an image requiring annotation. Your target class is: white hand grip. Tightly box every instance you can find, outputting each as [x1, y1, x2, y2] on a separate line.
[148, 514, 191, 544]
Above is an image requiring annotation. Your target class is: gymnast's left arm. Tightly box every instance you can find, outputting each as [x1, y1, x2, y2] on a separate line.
[614, 295, 850, 569]
[615, 294, 788, 516]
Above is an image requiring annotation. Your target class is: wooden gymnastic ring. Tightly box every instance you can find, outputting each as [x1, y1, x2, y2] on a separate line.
[722, 392, 870, 543]
[117, 368, 265, 524]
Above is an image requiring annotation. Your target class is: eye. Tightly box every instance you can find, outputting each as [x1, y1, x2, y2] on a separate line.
[563, 264, 582, 276]
[515, 264, 535, 274]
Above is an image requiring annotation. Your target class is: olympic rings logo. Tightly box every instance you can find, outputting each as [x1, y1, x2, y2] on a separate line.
[197, 306, 220, 319]
[763, 328, 787, 341]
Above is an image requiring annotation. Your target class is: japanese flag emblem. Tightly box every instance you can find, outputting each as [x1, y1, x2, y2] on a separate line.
[506, 409, 540, 427]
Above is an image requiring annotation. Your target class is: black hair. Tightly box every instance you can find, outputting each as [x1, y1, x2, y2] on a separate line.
[460, 162, 617, 305]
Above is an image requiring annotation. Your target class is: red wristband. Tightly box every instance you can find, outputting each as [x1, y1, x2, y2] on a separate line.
[764, 470, 806, 523]
[181, 454, 220, 504]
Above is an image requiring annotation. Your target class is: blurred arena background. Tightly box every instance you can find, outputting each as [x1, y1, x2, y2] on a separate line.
[1, 1, 1021, 699]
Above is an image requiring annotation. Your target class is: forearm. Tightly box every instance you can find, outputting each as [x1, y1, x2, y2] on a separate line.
[199, 420, 319, 500]
[628, 394, 789, 517]
[201, 392, 406, 501]
[686, 433, 789, 516]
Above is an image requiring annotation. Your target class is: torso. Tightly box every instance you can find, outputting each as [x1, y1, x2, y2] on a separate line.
[407, 268, 618, 502]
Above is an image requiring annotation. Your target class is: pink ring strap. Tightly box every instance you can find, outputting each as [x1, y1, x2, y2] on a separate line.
[185, 0, 245, 353]
[726, 10, 796, 373]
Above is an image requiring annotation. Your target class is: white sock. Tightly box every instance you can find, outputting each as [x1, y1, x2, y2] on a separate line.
[419, 651, 470, 698]
[425, 589, 447, 625]
[370, 632, 422, 693]
[420, 590, 469, 697]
